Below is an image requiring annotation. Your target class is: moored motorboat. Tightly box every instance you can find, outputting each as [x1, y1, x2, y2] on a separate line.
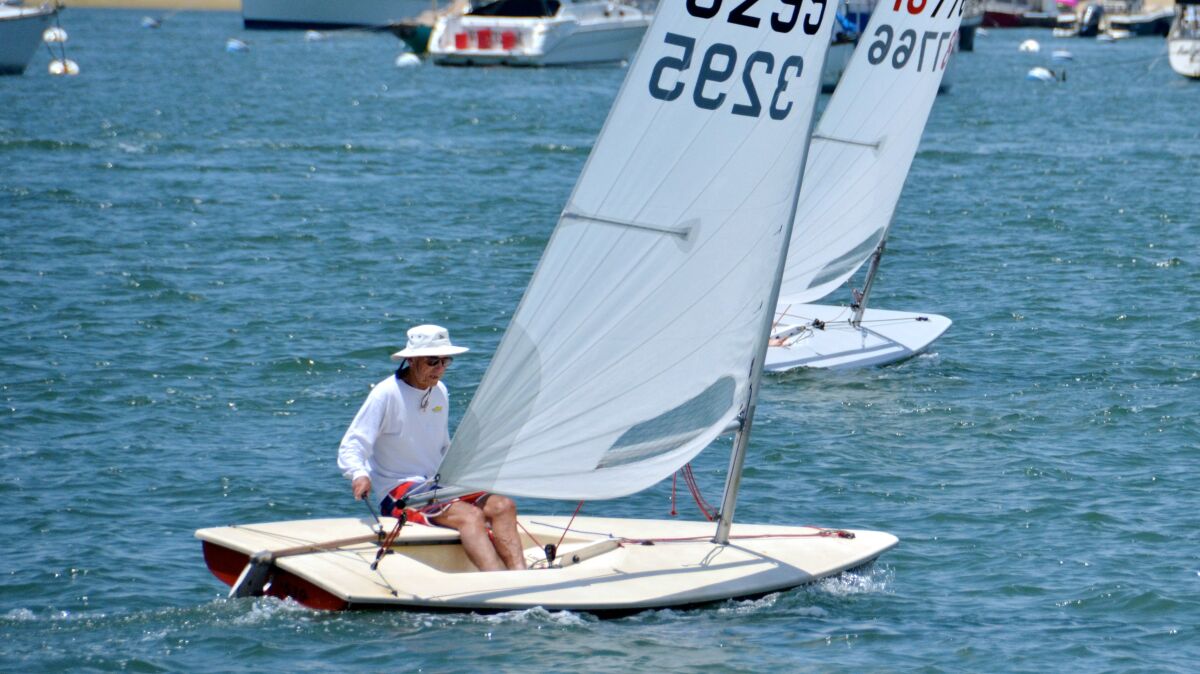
[388, 0, 471, 54]
[428, 0, 649, 66]
[1169, 0, 1200, 78]
[0, 2, 55, 76]
[1108, 7, 1174, 36]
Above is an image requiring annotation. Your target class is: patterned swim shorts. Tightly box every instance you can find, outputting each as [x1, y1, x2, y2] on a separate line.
[379, 481, 487, 526]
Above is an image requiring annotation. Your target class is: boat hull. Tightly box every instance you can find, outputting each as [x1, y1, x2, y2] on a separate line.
[197, 516, 897, 614]
[766, 304, 952, 371]
[242, 0, 433, 29]
[0, 5, 55, 76]
[1169, 37, 1200, 78]
[428, 13, 648, 67]
[1108, 10, 1174, 37]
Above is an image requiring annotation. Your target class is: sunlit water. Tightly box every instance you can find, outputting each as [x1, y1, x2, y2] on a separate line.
[2, 10, 1198, 672]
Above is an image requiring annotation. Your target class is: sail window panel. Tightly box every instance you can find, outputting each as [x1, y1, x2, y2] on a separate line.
[805, 226, 887, 291]
[598, 376, 736, 469]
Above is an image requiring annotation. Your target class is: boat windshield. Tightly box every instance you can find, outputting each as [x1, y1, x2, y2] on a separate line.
[468, 0, 561, 17]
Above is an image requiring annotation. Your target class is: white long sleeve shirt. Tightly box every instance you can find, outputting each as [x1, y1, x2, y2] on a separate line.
[337, 373, 451, 505]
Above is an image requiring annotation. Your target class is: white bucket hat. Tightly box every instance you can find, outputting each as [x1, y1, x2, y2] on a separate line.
[391, 324, 470, 361]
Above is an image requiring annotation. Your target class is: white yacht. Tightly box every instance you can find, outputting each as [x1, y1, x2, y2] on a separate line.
[1169, 0, 1200, 78]
[428, 0, 649, 66]
[0, 2, 55, 75]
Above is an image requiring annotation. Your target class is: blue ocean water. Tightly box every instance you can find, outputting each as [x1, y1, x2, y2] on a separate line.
[2, 9, 1198, 671]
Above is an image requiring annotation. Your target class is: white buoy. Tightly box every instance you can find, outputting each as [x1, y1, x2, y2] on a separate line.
[42, 26, 68, 43]
[141, 16, 162, 29]
[48, 59, 80, 76]
[225, 38, 249, 53]
[1051, 49, 1073, 63]
[304, 30, 325, 41]
[395, 52, 421, 68]
[1019, 39, 1040, 53]
[1026, 66, 1056, 82]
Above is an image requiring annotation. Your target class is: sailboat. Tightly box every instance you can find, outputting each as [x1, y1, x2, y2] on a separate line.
[765, 8, 959, 371]
[197, 1, 964, 614]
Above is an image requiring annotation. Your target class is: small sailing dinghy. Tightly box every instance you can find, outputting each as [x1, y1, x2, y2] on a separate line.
[766, 4, 962, 371]
[198, 0, 964, 614]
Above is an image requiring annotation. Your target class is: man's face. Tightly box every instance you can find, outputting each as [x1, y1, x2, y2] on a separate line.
[407, 356, 452, 389]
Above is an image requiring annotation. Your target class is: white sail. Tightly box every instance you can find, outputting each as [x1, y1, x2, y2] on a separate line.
[777, 1, 964, 307]
[442, 1, 839, 500]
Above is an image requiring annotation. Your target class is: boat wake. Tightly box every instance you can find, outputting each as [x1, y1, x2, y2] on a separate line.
[810, 563, 894, 598]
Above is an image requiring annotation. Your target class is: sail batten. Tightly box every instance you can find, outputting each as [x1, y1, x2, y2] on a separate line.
[561, 211, 694, 239]
[442, 4, 839, 500]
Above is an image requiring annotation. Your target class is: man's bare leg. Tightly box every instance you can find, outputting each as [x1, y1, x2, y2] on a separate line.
[431, 502, 505, 572]
[481, 495, 527, 570]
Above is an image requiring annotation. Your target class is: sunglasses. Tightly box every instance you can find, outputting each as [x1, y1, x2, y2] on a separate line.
[420, 356, 454, 367]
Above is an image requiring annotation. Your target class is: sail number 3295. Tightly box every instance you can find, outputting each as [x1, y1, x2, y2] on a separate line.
[647, 0, 829, 119]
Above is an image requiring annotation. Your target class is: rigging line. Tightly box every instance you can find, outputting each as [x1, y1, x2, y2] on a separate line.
[555, 501, 586, 550]
[770, 304, 792, 333]
[367, 514, 407, 596]
[362, 497, 384, 535]
[514, 519, 545, 554]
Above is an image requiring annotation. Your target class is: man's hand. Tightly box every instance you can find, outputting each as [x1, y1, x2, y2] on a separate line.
[352, 476, 372, 501]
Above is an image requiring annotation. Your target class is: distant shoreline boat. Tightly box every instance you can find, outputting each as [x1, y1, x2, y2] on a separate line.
[0, 2, 56, 76]
[1169, 0, 1200, 78]
[1108, 7, 1174, 36]
[242, 0, 435, 29]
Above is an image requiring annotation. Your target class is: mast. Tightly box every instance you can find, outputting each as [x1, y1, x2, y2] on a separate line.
[713, 59, 830, 546]
[851, 237, 886, 327]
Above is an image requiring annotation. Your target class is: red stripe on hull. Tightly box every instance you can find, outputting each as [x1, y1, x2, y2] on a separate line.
[200, 541, 349, 611]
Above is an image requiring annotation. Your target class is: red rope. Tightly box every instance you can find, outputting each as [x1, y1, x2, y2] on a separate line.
[555, 501, 585, 549]
[680, 464, 715, 521]
[515, 518, 542, 549]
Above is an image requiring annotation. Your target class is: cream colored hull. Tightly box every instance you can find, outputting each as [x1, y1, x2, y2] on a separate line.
[197, 515, 897, 614]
